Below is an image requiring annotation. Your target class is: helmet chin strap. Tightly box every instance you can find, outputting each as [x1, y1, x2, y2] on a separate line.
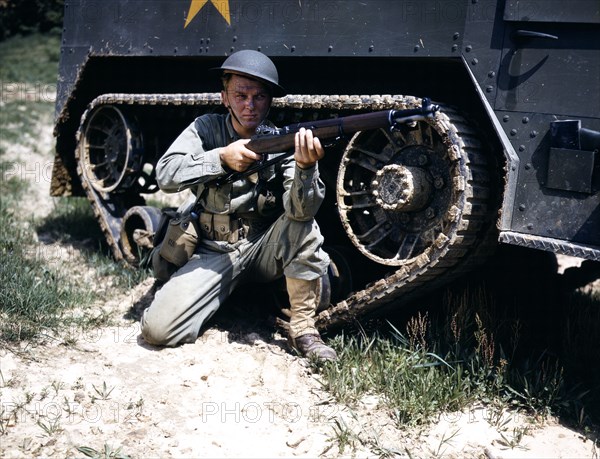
[223, 93, 243, 131]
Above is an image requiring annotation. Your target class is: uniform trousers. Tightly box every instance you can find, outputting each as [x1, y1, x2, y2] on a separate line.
[140, 215, 329, 346]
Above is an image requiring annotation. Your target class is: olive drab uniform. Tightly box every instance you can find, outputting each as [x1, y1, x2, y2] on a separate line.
[140, 113, 330, 346]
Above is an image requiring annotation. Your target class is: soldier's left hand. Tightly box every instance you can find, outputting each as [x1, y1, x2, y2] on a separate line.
[294, 127, 324, 169]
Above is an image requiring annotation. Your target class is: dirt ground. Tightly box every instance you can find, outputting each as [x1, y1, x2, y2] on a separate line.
[1, 103, 598, 458]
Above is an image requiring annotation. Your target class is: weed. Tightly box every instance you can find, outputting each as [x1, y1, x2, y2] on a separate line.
[429, 428, 461, 458]
[76, 444, 132, 459]
[330, 416, 358, 454]
[0, 369, 16, 388]
[37, 417, 63, 436]
[92, 381, 116, 401]
[498, 425, 531, 449]
[50, 380, 65, 396]
[38, 386, 49, 401]
[62, 396, 77, 417]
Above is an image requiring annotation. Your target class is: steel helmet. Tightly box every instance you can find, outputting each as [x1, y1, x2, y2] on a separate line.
[217, 50, 286, 97]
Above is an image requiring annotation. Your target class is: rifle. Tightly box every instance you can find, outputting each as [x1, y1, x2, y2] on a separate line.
[212, 98, 439, 187]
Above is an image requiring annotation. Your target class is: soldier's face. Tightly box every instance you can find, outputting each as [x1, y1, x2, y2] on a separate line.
[222, 74, 272, 137]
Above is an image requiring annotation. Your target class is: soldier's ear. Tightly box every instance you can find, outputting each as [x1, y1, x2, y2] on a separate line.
[221, 90, 229, 107]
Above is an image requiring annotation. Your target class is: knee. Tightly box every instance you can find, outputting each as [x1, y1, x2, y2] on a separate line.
[140, 310, 172, 346]
[140, 304, 191, 346]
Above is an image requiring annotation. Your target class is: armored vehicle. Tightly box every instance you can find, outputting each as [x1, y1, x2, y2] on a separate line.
[52, 0, 600, 329]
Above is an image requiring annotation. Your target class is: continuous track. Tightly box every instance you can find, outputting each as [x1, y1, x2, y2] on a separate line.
[75, 93, 494, 328]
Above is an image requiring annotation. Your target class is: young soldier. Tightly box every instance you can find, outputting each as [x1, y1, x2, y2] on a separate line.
[140, 50, 336, 361]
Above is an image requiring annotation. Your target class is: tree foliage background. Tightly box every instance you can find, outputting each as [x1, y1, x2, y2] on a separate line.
[0, 0, 64, 39]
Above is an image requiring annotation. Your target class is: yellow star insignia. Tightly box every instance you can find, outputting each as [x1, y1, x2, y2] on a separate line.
[184, 0, 231, 28]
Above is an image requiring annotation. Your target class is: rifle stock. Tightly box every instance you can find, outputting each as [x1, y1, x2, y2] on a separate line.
[213, 98, 439, 186]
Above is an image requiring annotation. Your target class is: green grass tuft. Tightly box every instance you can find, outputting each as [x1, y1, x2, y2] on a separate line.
[316, 273, 600, 433]
[0, 32, 61, 84]
[0, 196, 97, 342]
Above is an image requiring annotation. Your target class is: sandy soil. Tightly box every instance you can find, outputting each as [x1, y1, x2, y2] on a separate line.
[0, 102, 598, 458]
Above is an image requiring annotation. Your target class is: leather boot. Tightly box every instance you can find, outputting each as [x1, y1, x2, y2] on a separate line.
[286, 277, 337, 361]
[290, 333, 337, 361]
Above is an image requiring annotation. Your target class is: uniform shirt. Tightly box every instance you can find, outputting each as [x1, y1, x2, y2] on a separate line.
[156, 113, 325, 222]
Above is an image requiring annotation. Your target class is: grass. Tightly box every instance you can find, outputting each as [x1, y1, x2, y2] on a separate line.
[314, 268, 600, 441]
[0, 100, 54, 150]
[0, 32, 149, 343]
[0, 182, 150, 342]
[0, 32, 61, 84]
[0, 158, 94, 341]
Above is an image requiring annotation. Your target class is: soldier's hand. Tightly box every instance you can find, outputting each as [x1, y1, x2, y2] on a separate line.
[220, 139, 262, 172]
[294, 127, 324, 169]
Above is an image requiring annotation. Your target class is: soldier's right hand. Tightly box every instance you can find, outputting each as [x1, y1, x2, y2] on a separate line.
[219, 139, 262, 172]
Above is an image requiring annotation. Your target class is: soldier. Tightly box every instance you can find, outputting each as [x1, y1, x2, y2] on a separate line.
[140, 50, 337, 361]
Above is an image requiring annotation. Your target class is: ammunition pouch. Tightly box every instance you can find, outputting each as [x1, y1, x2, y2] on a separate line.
[199, 212, 250, 244]
[157, 212, 199, 267]
[153, 207, 178, 247]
